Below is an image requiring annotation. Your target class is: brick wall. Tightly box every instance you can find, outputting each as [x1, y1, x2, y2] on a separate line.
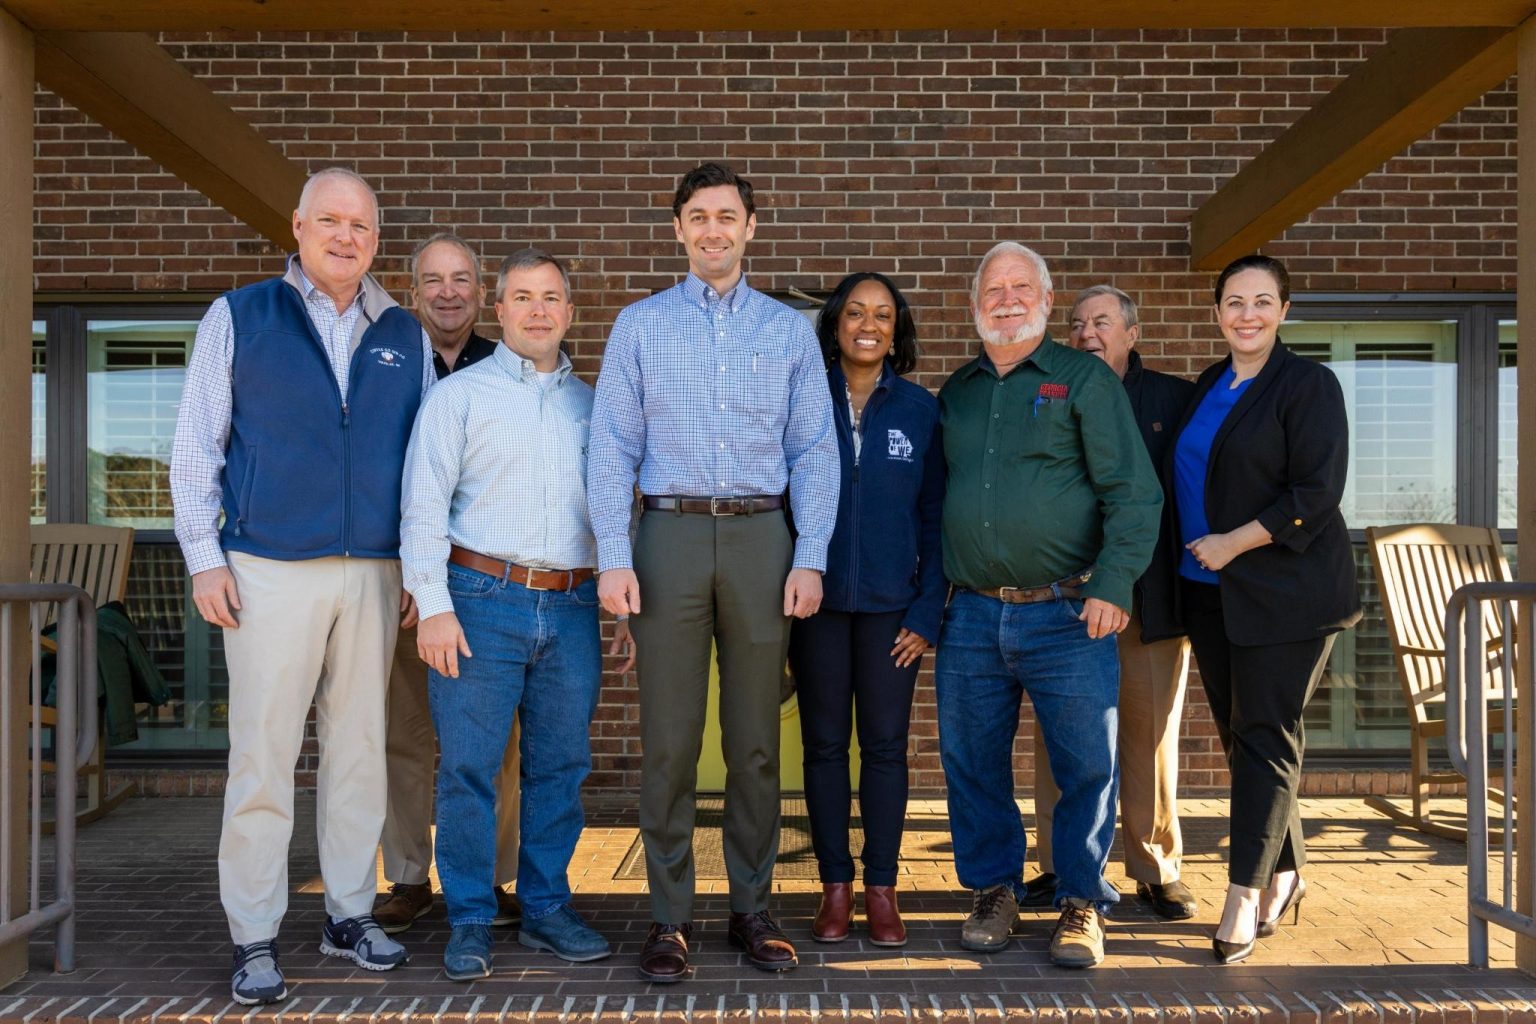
[32, 29, 1518, 794]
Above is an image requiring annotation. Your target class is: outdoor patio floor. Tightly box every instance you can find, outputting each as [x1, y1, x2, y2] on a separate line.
[3, 794, 1534, 1024]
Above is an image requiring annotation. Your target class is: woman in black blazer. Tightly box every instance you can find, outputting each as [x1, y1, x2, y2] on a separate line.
[1168, 254, 1361, 964]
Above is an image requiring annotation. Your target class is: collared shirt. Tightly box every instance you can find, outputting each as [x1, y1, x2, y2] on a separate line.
[170, 258, 435, 575]
[432, 331, 498, 380]
[400, 345, 596, 620]
[938, 335, 1162, 611]
[588, 273, 838, 572]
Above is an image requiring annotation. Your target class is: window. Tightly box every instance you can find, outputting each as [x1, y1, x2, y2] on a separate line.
[31, 322, 45, 523]
[1283, 299, 1515, 753]
[35, 303, 228, 754]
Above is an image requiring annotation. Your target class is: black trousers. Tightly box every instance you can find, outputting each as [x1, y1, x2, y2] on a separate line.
[1181, 580, 1335, 889]
[788, 608, 920, 886]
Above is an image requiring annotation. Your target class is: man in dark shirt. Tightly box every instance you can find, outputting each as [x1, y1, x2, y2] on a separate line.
[374, 233, 518, 933]
[937, 244, 1161, 969]
[1029, 285, 1199, 922]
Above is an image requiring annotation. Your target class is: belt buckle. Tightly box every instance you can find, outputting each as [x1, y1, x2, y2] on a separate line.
[710, 497, 735, 516]
[521, 566, 558, 592]
[996, 586, 1018, 601]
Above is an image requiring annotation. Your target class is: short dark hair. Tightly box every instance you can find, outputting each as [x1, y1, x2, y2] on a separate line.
[815, 271, 919, 377]
[1214, 254, 1290, 305]
[672, 163, 755, 219]
[495, 247, 571, 303]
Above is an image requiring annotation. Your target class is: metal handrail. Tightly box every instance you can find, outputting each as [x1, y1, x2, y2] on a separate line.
[0, 583, 95, 974]
[1443, 580, 1535, 968]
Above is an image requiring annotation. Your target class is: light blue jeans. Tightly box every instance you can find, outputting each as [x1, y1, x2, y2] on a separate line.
[429, 566, 602, 925]
[935, 589, 1121, 912]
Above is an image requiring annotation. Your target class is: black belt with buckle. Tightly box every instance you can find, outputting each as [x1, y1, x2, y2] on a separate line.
[642, 495, 785, 516]
[968, 570, 1094, 605]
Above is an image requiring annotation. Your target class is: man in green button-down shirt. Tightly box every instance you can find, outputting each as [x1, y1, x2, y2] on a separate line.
[935, 242, 1161, 970]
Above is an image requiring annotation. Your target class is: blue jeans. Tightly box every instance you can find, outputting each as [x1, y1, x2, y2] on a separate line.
[935, 589, 1121, 912]
[429, 566, 602, 925]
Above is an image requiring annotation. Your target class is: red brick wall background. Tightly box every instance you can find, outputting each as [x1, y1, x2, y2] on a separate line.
[32, 29, 1517, 793]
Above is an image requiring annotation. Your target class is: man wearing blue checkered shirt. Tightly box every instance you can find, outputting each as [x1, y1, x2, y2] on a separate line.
[589, 163, 838, 983]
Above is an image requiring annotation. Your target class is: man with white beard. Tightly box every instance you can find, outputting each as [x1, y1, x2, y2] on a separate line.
[934, 242, 1161, 969]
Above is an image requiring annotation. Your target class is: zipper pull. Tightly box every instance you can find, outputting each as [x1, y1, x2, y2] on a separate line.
[341, 402, 350, 427]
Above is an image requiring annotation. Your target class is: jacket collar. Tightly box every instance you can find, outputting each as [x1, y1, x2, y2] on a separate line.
[829, 359, 896, 395]
[284, 255, 400, 325]
[1121, 349, 1143, 389]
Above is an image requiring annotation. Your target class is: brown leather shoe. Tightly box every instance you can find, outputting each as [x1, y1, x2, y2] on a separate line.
[728, 910, 798, 971]
[811, 883, 853, 942]
[372, 882, 432, 935]
[638, 922, 692, 983]
[863, 885, 907, 947]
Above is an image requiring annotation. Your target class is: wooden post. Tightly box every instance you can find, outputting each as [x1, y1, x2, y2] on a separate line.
[1517, 12, 1536, 980]
[0, 3, 33, 990]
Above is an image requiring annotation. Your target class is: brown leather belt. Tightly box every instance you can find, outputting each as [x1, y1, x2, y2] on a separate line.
[968, 571, 1094, 605]
[642, 495, 785, 516]
[448, 545, 593, 592]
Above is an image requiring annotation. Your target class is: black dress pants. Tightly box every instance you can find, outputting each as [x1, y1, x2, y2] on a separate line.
[788, 608, 920, 886]
[1180, 580, 1334, 889]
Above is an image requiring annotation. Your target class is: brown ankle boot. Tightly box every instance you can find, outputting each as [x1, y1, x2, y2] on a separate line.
[811, 882, 853, 942]
[864, 885, 907, 947]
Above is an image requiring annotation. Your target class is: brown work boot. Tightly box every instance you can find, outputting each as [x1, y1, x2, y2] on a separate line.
[811, 883, 853, 942]
[1049, 897, 1105, 969]
[863, 885, 907, 947]
[637, 922, 692, 983]
[728, 910, 798, 971]
[373, 882, 432, 935]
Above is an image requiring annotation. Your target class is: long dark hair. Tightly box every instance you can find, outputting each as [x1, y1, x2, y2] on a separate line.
[815, 272, 919, 376]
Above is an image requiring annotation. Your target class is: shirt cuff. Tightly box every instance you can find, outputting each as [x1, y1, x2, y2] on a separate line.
[1081, 569, 1133, 614]
[597, 535, 634, 573]
[182, 538, 228, 576]
[412, 583, 455, 621]
[792, 536, 829, 573]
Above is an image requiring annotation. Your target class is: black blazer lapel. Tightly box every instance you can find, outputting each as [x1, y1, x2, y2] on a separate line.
[1207, 340, 1293, 469]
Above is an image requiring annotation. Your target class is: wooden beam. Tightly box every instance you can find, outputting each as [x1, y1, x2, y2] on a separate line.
[34, 32, 304, 248]
[1, 0, 1534, 32]
[1189, 27, 1517, 271]
[0, 2, 31, 989]
[1515, 13, 1536, 978]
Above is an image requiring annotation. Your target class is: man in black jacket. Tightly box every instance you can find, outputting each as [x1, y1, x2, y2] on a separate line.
[1029, 284, 1199, 921]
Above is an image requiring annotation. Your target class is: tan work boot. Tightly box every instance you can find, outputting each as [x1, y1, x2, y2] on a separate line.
[1049, 897, 1104, 968]
[959, 883, 1018, 952]
[373, 882, 432, 934]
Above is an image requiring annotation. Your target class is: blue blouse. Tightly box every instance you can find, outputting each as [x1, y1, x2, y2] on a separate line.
[1174, 365, 1253, 583]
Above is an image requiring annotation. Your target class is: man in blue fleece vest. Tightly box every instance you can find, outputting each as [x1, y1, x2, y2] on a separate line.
[170, 167, 435, 1006]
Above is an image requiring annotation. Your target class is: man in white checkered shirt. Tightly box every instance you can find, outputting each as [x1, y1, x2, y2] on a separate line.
[169, 167, 432, 1006]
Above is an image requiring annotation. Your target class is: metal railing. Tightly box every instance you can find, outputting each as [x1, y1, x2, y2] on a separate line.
[1444, 580, 1536, 967]
[0, 583, 96, 974]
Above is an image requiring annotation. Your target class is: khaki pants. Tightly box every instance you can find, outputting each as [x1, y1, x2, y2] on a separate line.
[219, 553, 400, 945]
[382, 625, 520, 887]
[1034, 615, 1191, 885]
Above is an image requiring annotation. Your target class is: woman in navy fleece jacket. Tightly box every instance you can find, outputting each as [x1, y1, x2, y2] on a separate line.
[788, 272, 945, 948]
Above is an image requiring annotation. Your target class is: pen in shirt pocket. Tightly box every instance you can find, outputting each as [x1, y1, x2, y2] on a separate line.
[753, 352, 758, 372]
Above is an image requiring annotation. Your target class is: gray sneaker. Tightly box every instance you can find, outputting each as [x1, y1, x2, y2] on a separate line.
[320, 914, 410, 970]
[231, 940, 286, 1005]
[959, 883, 1019, 952]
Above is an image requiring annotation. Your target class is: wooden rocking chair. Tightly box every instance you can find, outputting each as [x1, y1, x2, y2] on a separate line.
[1364, 522, 1514, 841]
[29, 523, 139, 826]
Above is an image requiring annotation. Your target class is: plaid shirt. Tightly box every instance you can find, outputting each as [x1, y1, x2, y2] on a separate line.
[588, 273, 838, 572]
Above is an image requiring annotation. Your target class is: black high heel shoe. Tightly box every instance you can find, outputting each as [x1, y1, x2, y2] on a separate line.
[1211, 906, 1259, 964]
[1256, 877, 1307, 938]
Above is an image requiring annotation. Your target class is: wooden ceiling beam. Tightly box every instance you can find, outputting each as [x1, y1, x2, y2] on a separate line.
[34, 31, 305, 248]
[1189, 26, 1518, 271]
[2, 0, 1534, 32]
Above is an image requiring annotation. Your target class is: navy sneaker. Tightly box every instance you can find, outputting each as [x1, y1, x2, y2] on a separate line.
[518, 904, 611, 962]
[320, 914, 410, 971]
[444, 923, 494, 981]
[231, 939, 286, 1005]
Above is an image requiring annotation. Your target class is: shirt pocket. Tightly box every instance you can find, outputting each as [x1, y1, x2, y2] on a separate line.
[731, 352, 791, 431]
[1013, 399, 1072, 460]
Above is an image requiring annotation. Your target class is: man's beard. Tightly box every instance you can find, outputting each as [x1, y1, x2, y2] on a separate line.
[975, 305, 1048, 347]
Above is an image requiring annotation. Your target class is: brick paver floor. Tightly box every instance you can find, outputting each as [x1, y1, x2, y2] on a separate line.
[3, 795, 1534, 1023]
